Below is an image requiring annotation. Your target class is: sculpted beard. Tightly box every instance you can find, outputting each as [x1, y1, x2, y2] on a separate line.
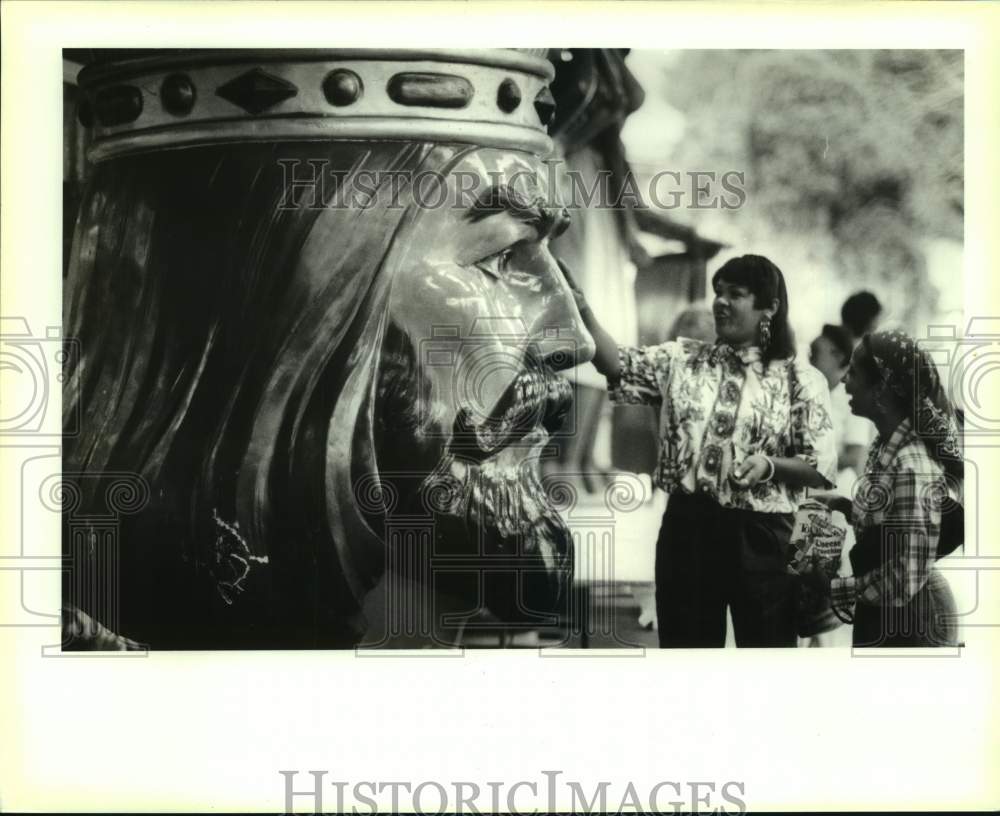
[374, 325, 575, 623]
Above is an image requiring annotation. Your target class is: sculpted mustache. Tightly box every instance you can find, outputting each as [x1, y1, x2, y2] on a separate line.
[451, 366, 573, 461]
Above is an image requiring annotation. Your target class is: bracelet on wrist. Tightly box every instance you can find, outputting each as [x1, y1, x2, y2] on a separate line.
[761, 455, 776, 483]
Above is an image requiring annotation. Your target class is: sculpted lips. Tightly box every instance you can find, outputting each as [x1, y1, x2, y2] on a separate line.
[451, 366, 573, 461]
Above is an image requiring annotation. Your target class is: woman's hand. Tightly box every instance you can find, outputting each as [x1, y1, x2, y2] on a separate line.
[731, 454, 773, 488]
[798, 555, 833, 598]
[555, 257, 621, 380]
[556, 258, 591, 316]
[812, 492, 853, 517]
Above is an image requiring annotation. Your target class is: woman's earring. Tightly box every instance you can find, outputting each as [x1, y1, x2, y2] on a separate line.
[758, 315, 772, 349]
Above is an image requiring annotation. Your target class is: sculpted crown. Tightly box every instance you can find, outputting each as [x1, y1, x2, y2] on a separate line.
[74, 48, 557, 162]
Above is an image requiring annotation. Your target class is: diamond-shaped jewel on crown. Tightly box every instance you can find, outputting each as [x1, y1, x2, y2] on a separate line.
[76, 49, 558, 162]
[216, 67, 298, 115]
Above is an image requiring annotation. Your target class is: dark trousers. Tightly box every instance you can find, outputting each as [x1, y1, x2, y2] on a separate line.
[655, 491, 797, 648]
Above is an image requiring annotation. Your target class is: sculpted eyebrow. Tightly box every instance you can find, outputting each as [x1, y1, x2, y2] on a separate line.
[465, 183, 566, 238]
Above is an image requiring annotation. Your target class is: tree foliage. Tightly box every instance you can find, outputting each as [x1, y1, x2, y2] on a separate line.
[662, 50, 963, 325]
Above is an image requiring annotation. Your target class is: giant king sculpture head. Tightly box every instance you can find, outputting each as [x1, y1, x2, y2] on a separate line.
[63, 49, 595, 648]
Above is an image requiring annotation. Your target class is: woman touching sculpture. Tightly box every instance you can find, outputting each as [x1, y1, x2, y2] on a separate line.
[563, 254, 837, 647]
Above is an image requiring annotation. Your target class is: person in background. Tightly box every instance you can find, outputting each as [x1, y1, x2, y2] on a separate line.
[809, 324, 873, 481]
[840, 290, 883, 347]
[805, 323, 873, 647]
[668, 302, 716, 347]
[565, 254, 837, 648]
[803, 330, 963, 647]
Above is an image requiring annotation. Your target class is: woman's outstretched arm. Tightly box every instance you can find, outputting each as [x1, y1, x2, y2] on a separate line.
[557, 259, 620, 381]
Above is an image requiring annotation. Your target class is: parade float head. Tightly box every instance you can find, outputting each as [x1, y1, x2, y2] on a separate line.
[65, 49, 595, 647]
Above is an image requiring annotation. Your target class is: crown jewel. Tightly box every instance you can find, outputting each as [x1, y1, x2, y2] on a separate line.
[76, 49, 556, 162]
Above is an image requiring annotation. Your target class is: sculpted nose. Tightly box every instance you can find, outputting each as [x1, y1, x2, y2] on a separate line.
[534, 270, 596, 371]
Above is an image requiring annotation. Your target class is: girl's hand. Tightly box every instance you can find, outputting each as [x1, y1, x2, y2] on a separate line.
[812, 492, 852, 517]
[731, 454, 772, 488]
[799, 555, 833, 597]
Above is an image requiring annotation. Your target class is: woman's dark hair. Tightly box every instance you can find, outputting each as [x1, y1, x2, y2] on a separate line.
[821, 323, 854, 365]
[711, 254, 795, 364]
[841, 290, 882, 337]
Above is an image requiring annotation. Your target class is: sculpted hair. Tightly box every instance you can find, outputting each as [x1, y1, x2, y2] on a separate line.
[63, 140, 465, 647]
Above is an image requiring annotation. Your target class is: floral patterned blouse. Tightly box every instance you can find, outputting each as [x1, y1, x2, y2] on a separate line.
[609, 338, 837, 513]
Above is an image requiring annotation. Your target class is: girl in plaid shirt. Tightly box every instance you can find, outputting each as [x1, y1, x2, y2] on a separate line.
[804, 330, 964, 647]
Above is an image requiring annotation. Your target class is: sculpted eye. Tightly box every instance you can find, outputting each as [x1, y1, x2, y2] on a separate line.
[474, 248, 515, 280]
